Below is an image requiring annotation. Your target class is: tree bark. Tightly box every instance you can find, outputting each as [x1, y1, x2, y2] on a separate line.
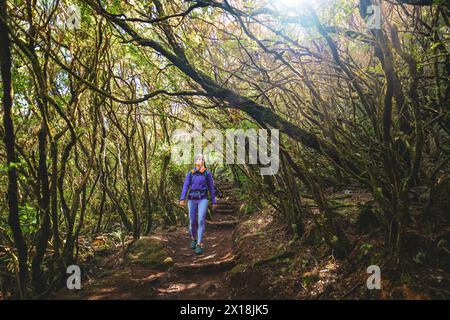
[0, 0, 28, 298]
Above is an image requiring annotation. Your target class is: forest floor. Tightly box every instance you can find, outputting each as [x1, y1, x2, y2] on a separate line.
[53, 182, 242, 299]
[53, 183, 450, 300]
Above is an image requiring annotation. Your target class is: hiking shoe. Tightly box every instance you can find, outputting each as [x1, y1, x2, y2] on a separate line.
[195, 244, 204, 255]
[191, 240, 197, 249]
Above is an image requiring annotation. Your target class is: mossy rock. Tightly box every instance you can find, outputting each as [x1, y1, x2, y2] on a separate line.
[125, 237, 173, 270]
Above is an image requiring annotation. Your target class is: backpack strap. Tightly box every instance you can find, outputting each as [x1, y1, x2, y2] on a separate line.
[205, 170, 210, 189]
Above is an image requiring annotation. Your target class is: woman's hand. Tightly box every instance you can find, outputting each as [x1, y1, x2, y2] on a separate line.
[179, 200, 186, 206]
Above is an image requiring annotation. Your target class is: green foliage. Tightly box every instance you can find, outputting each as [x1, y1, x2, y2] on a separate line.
[18, 204, 38, 234]
[1, 0, 448, 299]
[359, 243, 374, 257]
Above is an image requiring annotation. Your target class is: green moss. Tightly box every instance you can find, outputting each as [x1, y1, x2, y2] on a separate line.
[126, 237, 172, 270]
[252, 251, 294, 268]
[235, 231, 265, 244]
[229, 263, 248, 276]
[301, 272, 320, 287]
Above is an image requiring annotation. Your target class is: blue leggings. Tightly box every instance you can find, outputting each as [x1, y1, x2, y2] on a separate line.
[188, 199, 208, 244]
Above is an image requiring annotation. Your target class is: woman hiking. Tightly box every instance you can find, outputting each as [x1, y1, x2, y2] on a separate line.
[179, 154, 217, 254]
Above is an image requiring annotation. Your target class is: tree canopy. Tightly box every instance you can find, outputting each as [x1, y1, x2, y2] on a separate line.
[0, 0, 449, 299]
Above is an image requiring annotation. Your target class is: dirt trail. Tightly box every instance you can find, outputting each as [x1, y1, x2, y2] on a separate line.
[54, 182, 241, 300]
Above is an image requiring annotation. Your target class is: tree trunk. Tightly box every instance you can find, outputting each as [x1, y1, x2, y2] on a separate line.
[0, 0, 28, 298]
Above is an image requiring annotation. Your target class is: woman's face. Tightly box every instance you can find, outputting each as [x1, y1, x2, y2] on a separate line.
[195, 157, 204, 166]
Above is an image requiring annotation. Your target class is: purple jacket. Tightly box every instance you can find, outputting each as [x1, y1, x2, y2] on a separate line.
[180, 168, 217, 204]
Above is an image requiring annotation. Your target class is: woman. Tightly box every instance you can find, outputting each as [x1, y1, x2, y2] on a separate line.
[179, 154, 217, 254]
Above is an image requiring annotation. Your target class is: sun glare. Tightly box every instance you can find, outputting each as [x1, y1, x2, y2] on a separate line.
[278, 0, 306, 7]
[274, 0, 313, 13]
